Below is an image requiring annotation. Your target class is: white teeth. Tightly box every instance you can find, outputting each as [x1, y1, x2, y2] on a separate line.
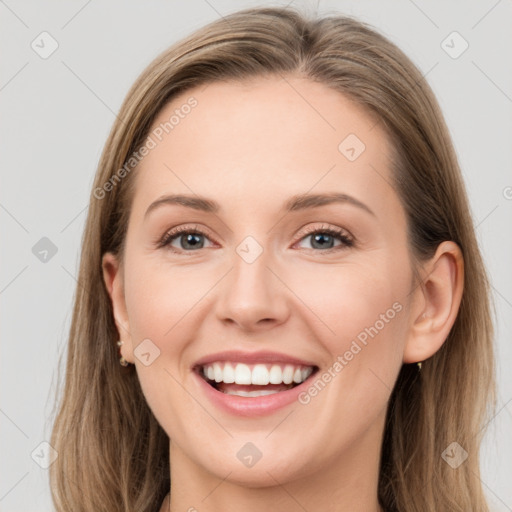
[223, 362, 235, 383]
[223, 389, 280, 397]
[269, 365, 282, 384]
[200, 361, 315, 386]
[301, 367, 313, 381]
[282, 365, 295, 384]
[213, 362, 223, 383]
[234, 363, 252, 385]
[251, 364, 270, 385]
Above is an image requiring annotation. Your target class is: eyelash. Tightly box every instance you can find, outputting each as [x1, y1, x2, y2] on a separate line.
[156, 223, 355, 255]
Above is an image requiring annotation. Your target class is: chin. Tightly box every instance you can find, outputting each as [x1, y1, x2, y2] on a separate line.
[199, 451, 312, 489]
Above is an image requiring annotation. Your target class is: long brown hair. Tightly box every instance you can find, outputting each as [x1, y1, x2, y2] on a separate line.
[49, 6, 496, 511]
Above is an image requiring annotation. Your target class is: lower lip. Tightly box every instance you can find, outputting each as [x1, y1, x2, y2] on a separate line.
[193, 370, 316, 417]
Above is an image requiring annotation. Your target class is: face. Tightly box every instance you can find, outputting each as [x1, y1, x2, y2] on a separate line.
[104, 75, 418, 486]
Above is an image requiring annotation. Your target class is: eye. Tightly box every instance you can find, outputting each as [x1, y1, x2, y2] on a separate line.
[157, 223, 354, 254]
[157, 225, 214, 252]
[294, 224, 354, 253]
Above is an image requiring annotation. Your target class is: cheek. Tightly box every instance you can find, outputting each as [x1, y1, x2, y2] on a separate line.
[288, 256, 411, 412]
[293, 261, 408, 431]
[290, 258, 409, 349]
[123, 254, 198, 344]
[122, 259, 198, 432]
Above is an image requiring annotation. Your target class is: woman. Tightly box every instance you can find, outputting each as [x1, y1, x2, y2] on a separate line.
[50, 6, 496, 511]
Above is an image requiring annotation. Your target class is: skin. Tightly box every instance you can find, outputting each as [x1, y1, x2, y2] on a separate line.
[102, 75, 464, 512]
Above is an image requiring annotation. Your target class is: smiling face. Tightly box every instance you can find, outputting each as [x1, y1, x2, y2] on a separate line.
[103, 75, 419, 490]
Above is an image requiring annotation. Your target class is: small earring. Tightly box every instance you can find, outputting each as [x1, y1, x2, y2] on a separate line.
[117, 340, 131, 366]
[417, 361, 422, 371]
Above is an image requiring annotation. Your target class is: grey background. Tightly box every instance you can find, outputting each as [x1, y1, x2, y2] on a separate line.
[1, 0, 511, 510]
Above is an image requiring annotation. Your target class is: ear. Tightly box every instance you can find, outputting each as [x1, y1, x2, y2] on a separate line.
[102, 252, 135, 364]
[403, 241, 464, 364]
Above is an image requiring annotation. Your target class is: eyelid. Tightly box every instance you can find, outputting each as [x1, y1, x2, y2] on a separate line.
[295, 223, 353, 242]
[156, 223, 216, 249]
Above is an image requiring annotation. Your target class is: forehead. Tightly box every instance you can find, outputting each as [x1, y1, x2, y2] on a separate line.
[130, 75, 399, 221]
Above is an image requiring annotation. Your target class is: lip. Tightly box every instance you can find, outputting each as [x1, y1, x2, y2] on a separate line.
[192, 366, 319, 417]
[193, 350, 317, 368]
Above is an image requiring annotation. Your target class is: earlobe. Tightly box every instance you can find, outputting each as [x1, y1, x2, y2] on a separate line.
[403, 241, 464, 364]
[102, 252, 134, 363]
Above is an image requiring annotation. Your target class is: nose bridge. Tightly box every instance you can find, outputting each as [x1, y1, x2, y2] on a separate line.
[214, 233, 289, 329]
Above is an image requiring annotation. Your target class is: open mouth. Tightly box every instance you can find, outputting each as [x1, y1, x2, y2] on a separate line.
[194, 362, 319, 397]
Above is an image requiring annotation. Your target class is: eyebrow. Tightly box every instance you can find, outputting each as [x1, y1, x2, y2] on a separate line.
[144, 192, 376, 219]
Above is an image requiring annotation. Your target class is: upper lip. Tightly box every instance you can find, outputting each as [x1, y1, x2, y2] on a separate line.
[193, 350, 318, 368]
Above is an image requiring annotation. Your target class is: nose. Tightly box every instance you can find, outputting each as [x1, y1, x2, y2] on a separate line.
[213, 243, 290, 332]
